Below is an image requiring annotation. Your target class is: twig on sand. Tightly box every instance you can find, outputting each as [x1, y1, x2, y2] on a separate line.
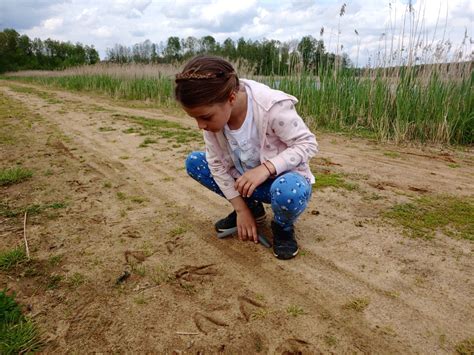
[23, 211, 31, 259]
[176, 331, 199, 335]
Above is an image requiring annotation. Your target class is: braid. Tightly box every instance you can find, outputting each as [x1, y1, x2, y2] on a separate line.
[176, 70, 236, 81]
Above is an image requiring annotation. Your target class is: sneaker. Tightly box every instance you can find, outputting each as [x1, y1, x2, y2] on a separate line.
[271, 221, 299, 260]
[215, 200, 266, 233]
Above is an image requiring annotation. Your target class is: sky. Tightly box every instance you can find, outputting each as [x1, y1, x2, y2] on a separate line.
[0, 0, 472, 66]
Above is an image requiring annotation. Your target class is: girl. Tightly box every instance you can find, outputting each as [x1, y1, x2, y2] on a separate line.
[175, 55, 318, 260]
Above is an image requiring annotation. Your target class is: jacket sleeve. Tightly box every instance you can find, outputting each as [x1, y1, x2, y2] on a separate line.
[267, 100, 319, 175]
[203, 131, 241, 200]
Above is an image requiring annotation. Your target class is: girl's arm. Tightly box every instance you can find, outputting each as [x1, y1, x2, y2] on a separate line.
[266, 100, 318, 175]
[203, 132, 241, 200]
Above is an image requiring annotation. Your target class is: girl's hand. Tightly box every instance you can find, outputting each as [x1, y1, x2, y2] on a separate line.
[236, 208, 258, 243]
[235, 165, 270, 198]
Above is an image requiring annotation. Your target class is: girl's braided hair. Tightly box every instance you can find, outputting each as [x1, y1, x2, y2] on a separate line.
[174, 55, 239, 108]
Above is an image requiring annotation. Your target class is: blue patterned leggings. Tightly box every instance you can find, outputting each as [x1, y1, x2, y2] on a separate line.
[185, 151, 312, 229]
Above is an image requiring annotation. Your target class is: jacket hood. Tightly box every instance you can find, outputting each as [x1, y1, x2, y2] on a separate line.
[240, 79, 298, 112]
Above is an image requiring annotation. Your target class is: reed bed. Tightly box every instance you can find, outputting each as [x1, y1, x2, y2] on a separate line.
[6, 61, 472, 145]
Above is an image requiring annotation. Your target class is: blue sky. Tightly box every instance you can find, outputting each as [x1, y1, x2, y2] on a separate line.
[0, 0, 472, 66]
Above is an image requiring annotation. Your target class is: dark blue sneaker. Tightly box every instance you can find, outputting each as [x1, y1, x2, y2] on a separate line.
[215, 200, 266, 234]
[271, 221, 298, 260]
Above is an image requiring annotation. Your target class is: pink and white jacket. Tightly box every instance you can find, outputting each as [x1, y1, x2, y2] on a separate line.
[203, 79, 319, 200]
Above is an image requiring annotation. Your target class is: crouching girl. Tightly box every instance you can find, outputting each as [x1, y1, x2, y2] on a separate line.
[175, 55, 318, 260]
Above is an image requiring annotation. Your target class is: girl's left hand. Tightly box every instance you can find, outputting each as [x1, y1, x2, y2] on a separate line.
[235, 165, 270, 198]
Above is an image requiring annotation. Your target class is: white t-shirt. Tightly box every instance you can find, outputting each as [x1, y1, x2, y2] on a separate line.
[224, 87, 260, 175]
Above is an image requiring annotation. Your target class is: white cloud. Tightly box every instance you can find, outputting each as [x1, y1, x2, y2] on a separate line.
[43, 17, 63, 30]
[92, 25, 114, 38]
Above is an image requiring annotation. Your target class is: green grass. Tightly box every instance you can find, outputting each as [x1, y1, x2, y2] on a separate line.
[0, 248, 27, 270]
[48, 255, 63, 267]
[46, 274, 62, 290]
[7, 74, 174, 107]
[343, 297, 370, 312]
[0, 290, 42, 354]
[131, 264, 146, 277]
[116, 192, 126, 200]
[286, 305, 305, 317]
[0, 167, 33, 186]
[113, 113, 202, 145]
[130, 196, 148, 204]
[313, 172, 357, 191]
[151, 264, 174, 285]
[139, 137, 157, 148]
[0, 201, 67, 218]
[383, 151, 401, 158]
[168, 226, 187, 237]
[456, 338, 474, 355]
[7, 84, 62, 104]
[98, 126, 116, 132]
[385, 195, 474, 240]
[250, 308, 269, 320]
[133, 295, 148, 305]
[67, 272, 86, 288]
[324, 334, 338, 347]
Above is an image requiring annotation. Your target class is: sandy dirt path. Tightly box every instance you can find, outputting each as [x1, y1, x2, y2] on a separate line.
[0, 80, 472, 353]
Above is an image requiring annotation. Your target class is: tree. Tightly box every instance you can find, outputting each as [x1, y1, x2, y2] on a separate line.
[222, 37, 236, 60]
[298, 36, 317, 72]
[200, 35, 216, 53]
[164, 36, 181, 61]
[0, 29, 101, 72]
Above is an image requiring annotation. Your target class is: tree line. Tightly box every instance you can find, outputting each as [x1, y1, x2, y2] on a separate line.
[0, 28, 100, 73]
[106, 36, 351, 75]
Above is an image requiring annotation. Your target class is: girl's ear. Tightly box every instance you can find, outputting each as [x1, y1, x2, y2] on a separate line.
[228, 91, 237, 104]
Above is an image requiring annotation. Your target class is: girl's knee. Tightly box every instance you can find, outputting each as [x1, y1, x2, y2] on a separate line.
[185, 151, 206, 175]
[270, 173, 311, 223]
[270, 173, 311, 200]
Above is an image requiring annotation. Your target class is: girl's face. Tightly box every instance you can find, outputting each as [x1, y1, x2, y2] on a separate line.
[182, 93, 236, 133]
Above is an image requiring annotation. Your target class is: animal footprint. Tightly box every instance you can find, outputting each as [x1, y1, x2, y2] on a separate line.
[193, 312, 228, 334]
[124, 250, 147, 263]
[275, 338, 311, 354]
[165, 237, 182, 254]
[238, 295, 266, 322]
[175, 264, 218, 282]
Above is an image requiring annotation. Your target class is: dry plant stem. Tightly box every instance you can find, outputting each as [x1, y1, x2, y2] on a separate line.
[176, 332, 199, 335]
[23, 211, 31, 259]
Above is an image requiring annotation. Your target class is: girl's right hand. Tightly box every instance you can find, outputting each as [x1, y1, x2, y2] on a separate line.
[236, 208, 258, 243]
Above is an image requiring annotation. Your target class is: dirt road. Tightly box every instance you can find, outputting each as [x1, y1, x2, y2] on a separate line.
[0, 80, 472, 353]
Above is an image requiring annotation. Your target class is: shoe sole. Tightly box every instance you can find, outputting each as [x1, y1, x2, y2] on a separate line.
[216, 226, 272, 248]
[273, 248, 299, 260]
[215, 214, 266, 234]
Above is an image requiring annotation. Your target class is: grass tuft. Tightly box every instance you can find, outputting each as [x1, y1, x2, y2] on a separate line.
[0, 290, 42, 353]
[286, 305, 305, 317]
[151, 264, 174, 285]
[67, 272, 86, 288]
[48, 255, 63, 267]
[0, 167, 33, 186]
[343, 297, 370, 312]
[313, 172, 357, 191]
[324, 334, 338, 346]
[0, 248, 27, 270]
[0, 201, 67, 218]
[168, 226, 187, 237]
[385, 195, 474, 240]
[455, 338, 474, 355]
[250, 308, 269, 320]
